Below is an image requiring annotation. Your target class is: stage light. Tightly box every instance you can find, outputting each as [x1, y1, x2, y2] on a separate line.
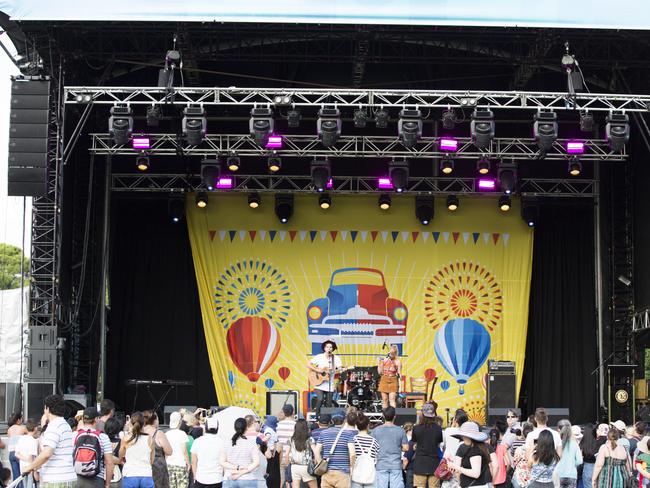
[287, 108, 301, 128]
[377, 178, 393, 190]
[477, 157, 491, 175]
[378, 194, 392, 210]
[216, 177, 233, 189]
[439, 138, 458, 152]
[566, 141, 585, 154]
[132, 137, 151, 150]
[226, 155, 241, 172]
[498, 194, 511, 212]
[580, 111, 594, 132]
[195, 192, 208, 208]
[248, 192, 261, 209]
[182, 106, 207, 146]
[478, 178, 497, 190]
[497, 159, 517, 194]
[201, 158, 220, 190]
[311, 158, 331, 192]
[606, 112, 630, 152]
[471, 109, 495, 149]
[354, 109, 368, 128]
[446, 194, 459, 211]
[273, 95, 292, 106]
[268, 155, 282, 173]
[415, 195, 434, 225]
[568, 157, 582, 176]
[375, 109, 389, 129]
[266, 135, 282, 149]
[168, 195, 184, 223]
[440, 158, 454, 175]
[389, 158, 409, 193]
[521, 197, 539, 227]
[109, 105, 133, 145]
[74, 93, 92, 104]
[533, 111, 558, 152]
[319, 193, 332, 209]
[442, 109, 456, 130]
[275, 194, 294, 224]
[146, 105, 161, 127]
[250, 107, 274, 146]
[135, 154, 150, 171]
[398, 109, 422, 148]
[317, 107, 341, 147]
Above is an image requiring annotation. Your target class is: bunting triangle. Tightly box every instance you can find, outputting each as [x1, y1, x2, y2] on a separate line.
[433, 232, 440, 243]
[472, 232, 480, 244]
[360, 231, 368, 243]
[219, 230, 227, 242]
[340, 231, 348, 242]
[239, 230, 246, 242]
[443, 232, 450, 243]
[412, 231, 419, 242]
[462, 232, 469, 244]
[289, 230, 297, 242]
[228, 230, 237, 242]
[269, 230, 277, 242]
[350, 231, 358, 242]
[279, 231, 287, 242]
[422, 232, 429, 243]
[249, 230, 257, 242]
[259, 230, 267, 242]
[371, 231, 379, 242]
[452, 232, 459, 244]
[330, 231, 338, 242]
[483, 232, 490, 244]
[503, 234, 510, 246]
[209, 230, 216, 241]
[320, 230, 327, 242]
[401, 231, 409, 242]
[381, 231, 388, 243]
[391, 231, 399, 242]
[299, 231, 307, 242]
[492, 233, 500, 245]
[309, 231, 317, 242]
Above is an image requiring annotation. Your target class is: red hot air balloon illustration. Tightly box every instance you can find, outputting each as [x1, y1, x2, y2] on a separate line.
[278, 367, 291, 382]
[226, 316, 281, 384]
[424, 368, 437, 382]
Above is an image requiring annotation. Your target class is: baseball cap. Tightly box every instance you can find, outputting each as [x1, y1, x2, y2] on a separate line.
[169, 411, 182, 429]
[331, 409, 346, 421]
[206, 416, 219, 430]
[83, 407, 100, 421]
[421, 402, 436, 418]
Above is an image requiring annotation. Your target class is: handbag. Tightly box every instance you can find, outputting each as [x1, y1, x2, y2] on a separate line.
[435, 458, 453, 481]
[309, 427, 345, 477]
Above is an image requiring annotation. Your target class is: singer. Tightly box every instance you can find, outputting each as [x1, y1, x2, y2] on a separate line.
[378, 344, 402, 408]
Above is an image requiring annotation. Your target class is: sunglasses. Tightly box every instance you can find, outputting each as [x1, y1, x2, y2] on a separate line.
[506, 415, 518, 418]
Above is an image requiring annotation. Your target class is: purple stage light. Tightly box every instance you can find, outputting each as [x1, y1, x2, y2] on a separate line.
[216, 177, 233, 189]
[132, 137, 151, 150]
[327, 178, 333, 189]
[377, 177, 393, 189]
[478, 178, 497, 190]
[266, 135, 283, 149]
[439, 138, 458, 151]
[566, 141, 585, 154]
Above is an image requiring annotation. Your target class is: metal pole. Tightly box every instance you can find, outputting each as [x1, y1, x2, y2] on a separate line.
[96, 155, 111, 404]
[594, 162, 605, 413]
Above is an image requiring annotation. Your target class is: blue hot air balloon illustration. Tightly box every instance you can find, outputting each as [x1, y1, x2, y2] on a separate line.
[228, 370, 235, 388]
[264, 378, 275, 389]
[440, 380, 450, 391]
[434, 318, 491, 395]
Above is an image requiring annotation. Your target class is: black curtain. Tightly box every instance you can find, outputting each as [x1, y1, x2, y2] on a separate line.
[106, 197, 217, 413]
[520, 202, 598, 424]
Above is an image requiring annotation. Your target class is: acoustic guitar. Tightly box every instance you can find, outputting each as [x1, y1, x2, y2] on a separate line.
[308, 365, 354, 389]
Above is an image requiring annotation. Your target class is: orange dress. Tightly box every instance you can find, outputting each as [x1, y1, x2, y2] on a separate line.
[378, 357, 399, 393]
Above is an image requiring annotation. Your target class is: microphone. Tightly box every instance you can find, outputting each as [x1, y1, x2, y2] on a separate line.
[382, 340, 388, 350]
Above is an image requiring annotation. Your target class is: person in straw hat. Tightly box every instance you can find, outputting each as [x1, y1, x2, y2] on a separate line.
[447, 422, 492, 488]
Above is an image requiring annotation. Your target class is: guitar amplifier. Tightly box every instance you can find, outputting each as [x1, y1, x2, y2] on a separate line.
[488, 360, 516, 374]
[266, 390, 299, 416]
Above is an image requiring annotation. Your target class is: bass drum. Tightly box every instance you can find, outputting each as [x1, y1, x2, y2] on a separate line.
[347, 384, 374, 408]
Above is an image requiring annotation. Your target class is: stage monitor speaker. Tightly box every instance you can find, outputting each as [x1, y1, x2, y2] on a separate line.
[542, 408, 571, 427]
[487, 374, 516, 409]
[394, 408, 418, 426]
[266, 390, 299, 416]
[8, 79, 50, 197]
[163, 405, 197, 425]
[24, 382, 55, 420]
[487, 407, 520, 426]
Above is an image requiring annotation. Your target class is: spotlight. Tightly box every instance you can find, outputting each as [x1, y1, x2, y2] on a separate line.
[268, 155, 282, 173]
[216, 177, 233, 189]
[266, 135, 282, 149]
[354, 109, 368, 128]
[375, 109, 389, 129]
[521, 197, 539, 227]
[389, 158, 409, 193]
[442, 109, 456, 130]
[446, 194, 459, 211]
[533, 111, 558, 152]
[319, 193, 332, 210]
[146, 105, 162, 127]
[477, 157, 491, 175]
[201, 158, 220, 190]
[439, 138, 458, 152]
[250, 107, 274, 146]
[317, 107, 341, 147]
[471, 109, 495, 149]
[606, 112, 630, 152]
[566, 141, 585, 154]
[377, 178, 393, 190]
[182, 106, 207, 146]
[440, 158, 454, 175]
[398, 109, 422, 148]
[74, 93, 92, 104]
[227, 155, 241, 172]
[132, 137, 151, 150]
[273, 95, 292, 106]
[109, 105, 133, 145]
[195, 192, 208, 208]
[248, 192, 261, 209]
[497, 160, 518, 194]
[568, 157, 582, 176]
[378, 194, 391, 210]
[580, 111, 594, 132]
[275, 194, 294, 224]
[136, 154, 150, 171]
[498, 194, 511, 212]
[287, 108, 301, 128]
[478, 178, 497, 191]
[168, 195, 184, 223]
[415, 195, 434, 225]
[311, 158, 331, 192]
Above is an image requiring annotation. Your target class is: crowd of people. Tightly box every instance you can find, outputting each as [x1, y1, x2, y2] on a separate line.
[3, 397, 650, 488]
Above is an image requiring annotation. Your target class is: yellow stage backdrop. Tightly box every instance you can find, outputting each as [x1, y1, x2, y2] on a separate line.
[187, 194, 533, 424]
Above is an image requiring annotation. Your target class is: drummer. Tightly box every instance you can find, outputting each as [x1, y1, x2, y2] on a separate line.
[378, 344, 402, 409]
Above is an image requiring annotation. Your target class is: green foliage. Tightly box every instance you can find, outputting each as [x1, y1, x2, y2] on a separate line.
[0, 243, 30, 290]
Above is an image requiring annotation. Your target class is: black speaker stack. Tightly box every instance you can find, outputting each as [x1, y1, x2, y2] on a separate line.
[486, 360, 516, 425]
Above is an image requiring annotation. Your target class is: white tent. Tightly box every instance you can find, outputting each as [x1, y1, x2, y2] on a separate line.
[0, 287, 28, 383]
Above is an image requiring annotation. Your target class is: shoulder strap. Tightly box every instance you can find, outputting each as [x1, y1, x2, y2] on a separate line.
[356, 437, 370, 456]
[329, 427, 345, 455]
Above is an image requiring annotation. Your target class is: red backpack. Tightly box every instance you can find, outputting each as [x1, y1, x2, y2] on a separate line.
[73, 429, 103, 477]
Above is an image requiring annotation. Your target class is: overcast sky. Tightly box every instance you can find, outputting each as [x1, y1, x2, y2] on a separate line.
[0, 35, 32, 255]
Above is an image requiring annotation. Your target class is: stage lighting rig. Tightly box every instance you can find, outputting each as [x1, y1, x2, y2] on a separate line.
[378, 194, 391, 210]
[146, 105, 162, 127]
[168, 194, 185, 223]
[109, 105, 133, 145]
[201, 158, 220, 190]
[568, 157, 582, 176]
[533, 111, 558, 152]
[442, 109, 456, 130]
[440, 158, 454, 175]
[354, 109, 368, 128]
[389, 158, 409, 193]
[470, 109, 495, 149]
[250, 107, 275, 146]
[226, 154, 241, 172]
[498, 194, 511, 212]
[287, 108, 301, 128]
[606, 112, 630, 152]
[477, 157, 490, 175]
[317, 107, 342, 147]
[319, 193, 332, 209]
[521, 197, 539, 227]
[268, 155, 282, 173]
[275, 194, 294, 224]
[311, 158, 331, 192]
[447, 195, 459, 211]
[398, 109, 422, 148]
[273, 95, 292, 106]
[248, 193, 261, 209]
[375, 108, 389, 129]
[135, 154, 150, 171]
[497, 159, 517, 194]
[158, 48, 182, 91]
[196, 192, 208, 208]
[580, 111, 594, 132]
[182, 106, 207, 146]
[415, 195, 434, 225]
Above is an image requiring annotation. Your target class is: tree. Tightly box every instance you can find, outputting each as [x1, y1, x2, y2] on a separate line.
[0, 243, 30, 290]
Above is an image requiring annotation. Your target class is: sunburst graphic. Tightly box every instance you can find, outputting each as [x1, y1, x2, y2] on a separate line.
[214, 260, 291, 329]
[424, 261, 503, 331]
[458, 398, 487, 426]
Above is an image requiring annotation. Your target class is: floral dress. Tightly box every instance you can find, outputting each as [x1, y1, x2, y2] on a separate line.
[513, 445, 532, 488]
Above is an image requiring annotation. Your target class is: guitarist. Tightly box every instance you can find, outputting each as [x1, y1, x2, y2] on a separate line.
[308, 340, 342, 420]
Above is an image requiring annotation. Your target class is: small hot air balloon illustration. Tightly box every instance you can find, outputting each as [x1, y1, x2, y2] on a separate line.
[440, 380, 450, 392]
[278, 367, 291, 382]
[226, 316, 281, 388]
[424, 368, 437, 383]
[264, 378, 275, 389]
[434, 318, 491, 395]
[228, 370, 235, 388]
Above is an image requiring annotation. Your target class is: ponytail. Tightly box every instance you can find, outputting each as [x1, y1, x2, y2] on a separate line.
[607, 428, 620, 451]
[232, 417, 247, 446]
[128, 411, 145, 443]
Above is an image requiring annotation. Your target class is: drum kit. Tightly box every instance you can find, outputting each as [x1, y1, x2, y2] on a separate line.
[341, 367, 382, 411]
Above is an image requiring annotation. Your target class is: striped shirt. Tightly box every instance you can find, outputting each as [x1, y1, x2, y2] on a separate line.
[276, 419, 296, 453]
[40, 416, 77, 483]
[317, 426, 356, 473]
[353, 434, 379, 462]
[224, 437, 259, 481]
